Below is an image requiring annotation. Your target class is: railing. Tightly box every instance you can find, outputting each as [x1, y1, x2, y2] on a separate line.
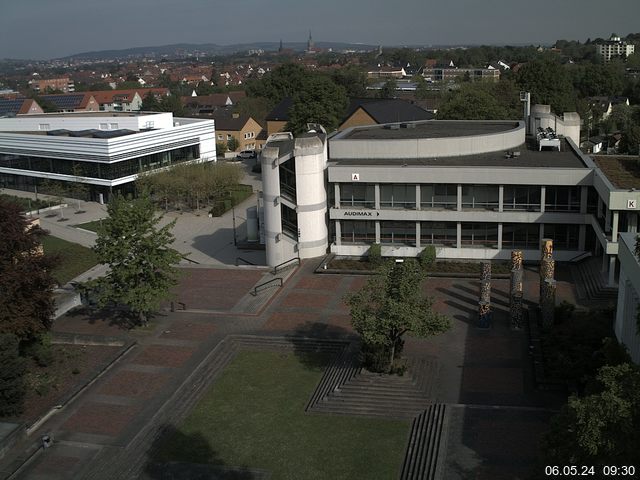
[253, 277, 283, 296]
[235, 257, 256, 266]
[568, 251, 593, 263]
[273, 256, 300, 275]
[181, 254, 199, 264]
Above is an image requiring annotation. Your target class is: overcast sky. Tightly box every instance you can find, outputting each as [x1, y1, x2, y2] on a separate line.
[1, 0, 639, 60]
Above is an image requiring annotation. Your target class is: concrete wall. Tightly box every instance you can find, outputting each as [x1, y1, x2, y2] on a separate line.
[3, 112, 174, 131]
[529, 105, 580, 146]
[615, 233, 640, 364]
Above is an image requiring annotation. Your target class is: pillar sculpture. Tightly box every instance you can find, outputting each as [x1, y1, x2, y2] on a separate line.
[539, 239, 555, 329]
[478, 262, 492, 328]
[510, 250, 524, 330]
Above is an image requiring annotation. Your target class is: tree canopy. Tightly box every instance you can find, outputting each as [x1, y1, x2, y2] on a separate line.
[515, 58, 576, 113]
[544, 363, 640, 466]
[88, 193, 182, 325]
[0, 197, 56, 343]
[437, 81, 522, 120]
[286, 75, 348, 134]
[345, 258, 451, 372]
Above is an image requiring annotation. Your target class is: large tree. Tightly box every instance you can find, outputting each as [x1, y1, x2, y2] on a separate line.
[286, 76, 348, 134]
[437, 81, 521, 120]
[0, 334, 27, 416]
[515, 58, 576, 113]
[0, 198, 56, 343]
[543, 363, 640, 466]
[89, 192, 182, 325]
[345, 258, 450, 372]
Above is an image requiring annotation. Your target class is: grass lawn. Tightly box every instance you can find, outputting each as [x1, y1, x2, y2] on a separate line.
[153, 350, 410, 479]
[41, 235, 98, 284]
[74, 219, 103, 232]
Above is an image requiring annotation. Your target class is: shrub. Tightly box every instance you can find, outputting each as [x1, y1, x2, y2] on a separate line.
[24, 334, 54, 367]
[418, 245, 436, 269]
[0, 334, 27, 416]
[368, 243, 383, 267]
[555, 301, 576, 324]
[360, 339, 405, 373]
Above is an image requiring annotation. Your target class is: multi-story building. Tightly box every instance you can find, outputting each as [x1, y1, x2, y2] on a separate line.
[596, 34, 635, 63]
[0, 112, 215, 202]
[28, 77, 75, 93]
[422, 66, 500, 82]
[210, 111, 262, 152]
[260, 108, 640, 290]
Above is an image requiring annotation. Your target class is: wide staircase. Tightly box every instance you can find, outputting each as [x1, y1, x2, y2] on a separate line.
[400, 404, 448, 480]
[306, 349, 438, 419]
[570, 257, 618, 306]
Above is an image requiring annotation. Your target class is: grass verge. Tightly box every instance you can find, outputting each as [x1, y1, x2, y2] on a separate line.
[152, 350, 410, 479]
[41, 235, 98, 284]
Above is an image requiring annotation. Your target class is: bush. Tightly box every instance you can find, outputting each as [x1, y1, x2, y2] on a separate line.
[360, 339, 405, 373]
[0, 334, 27, 416]
[418, 245, 436, 269]
[24, 334, 54, 367]
[555, 301, 576, 324]
[368, 243, 383, 267]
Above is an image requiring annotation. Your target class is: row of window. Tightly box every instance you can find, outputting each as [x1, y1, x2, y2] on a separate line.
[0, 145, 200, 180]
[338, 183, 589, 212]
[339, 221, 580, 250]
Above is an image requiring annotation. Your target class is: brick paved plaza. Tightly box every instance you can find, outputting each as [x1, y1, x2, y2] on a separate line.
[7, 261, 577, 479]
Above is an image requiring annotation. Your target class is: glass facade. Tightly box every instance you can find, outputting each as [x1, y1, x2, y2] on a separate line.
[502, 223, 540, 249]
[420, 221, 457, 246]
[0, 144, 199, 181]
[544, 224, 580, 250]
[461, 223, 499, 248]
[341, 220, 376, 244]
[421, 184, 457, 209]
[279, 159, 296, 201]
[380, 221, 416, 245]
[380, 184, 416, 209]
[340, 183, 374, 208]
[281, 204, 298, 240]
[461, 185, 499, 210]
[503, 185, 541, 211]
[545, 186, 580, 212]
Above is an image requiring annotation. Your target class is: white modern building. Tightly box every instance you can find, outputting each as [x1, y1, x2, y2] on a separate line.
[260, 106, 640, 288]
[596, 34, 635, 63]
[0, 112, 216, 201]
[615, 232, 640, 364]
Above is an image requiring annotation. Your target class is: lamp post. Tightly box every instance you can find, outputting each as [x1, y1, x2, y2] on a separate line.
[232, 204, 237, 246]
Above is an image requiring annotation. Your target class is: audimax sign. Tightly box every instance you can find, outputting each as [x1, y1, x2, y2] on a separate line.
[341, 210, 380, 217]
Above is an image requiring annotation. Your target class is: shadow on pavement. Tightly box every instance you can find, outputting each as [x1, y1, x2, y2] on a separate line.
[284, 322, 358, 371]
[143, 424, 259, 480]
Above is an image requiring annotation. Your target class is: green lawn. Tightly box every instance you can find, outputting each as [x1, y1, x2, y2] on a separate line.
[154, 350, 410, 479]
[74, 220, 103, 233]
[41, 236, 98, 284]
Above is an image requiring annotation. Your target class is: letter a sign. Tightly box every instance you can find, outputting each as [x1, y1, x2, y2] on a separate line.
[351, 173, 360, 181]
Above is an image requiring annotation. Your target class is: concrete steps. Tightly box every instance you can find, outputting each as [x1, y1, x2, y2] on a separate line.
[400, 404, 448, 480]
[570, 258, 617, 305]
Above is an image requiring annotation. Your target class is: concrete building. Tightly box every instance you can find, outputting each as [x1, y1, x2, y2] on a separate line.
[0, 112, 215, 202]
[596, 34, 635, 63]
[615, 232, 640, 364]
[422, 66, 500, 83]
[259, 107, 640, 287]
[28, 77, 75, 93]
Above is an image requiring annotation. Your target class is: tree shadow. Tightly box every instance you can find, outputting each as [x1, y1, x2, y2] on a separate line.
[144, 424, 262, 480]
[64, 305, 162, 330]
[284, 321, 358, 371]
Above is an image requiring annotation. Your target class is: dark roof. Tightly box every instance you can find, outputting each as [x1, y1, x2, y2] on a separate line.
[344, 98, 434, 124]
[209, 111, 251, 131]
[342, 120, 517, 140]
[331, 138, 586, 169]
[40, 93, 86, 110]
[46, 128, 136, 139]
[265, 97, 293, 121]
[0, 98, 28, 116]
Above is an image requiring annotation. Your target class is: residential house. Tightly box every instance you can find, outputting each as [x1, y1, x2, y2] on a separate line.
[338, 98, 434, 131]
[210, 111, 262, 152]
[367, 67, 407, 79]
[87, 89, 170, 112]
[40, 93, 100, 113]
[182, 92, 246, 116]
[28, 77, 75, 93]
[0, 98, 43, 116]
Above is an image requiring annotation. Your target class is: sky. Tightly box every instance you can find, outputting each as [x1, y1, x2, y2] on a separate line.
[1, 0, 639, 60]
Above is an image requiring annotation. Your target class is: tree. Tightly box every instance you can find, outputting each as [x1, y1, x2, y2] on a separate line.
[227, 136, 240, 152]
[437, 82, 520, 120]
[158, 94, 184, 116]
[344, 259, 451, 372]
[515, 58, 576, 113]
[286, 75, 348, 134]
[140, 91, 161, 111]
[378, 78, 397, 99]
[245, 63, 309, 104]
[331, 66, 368, 98]
[216, 141, 228, 156]
[0, 197, 56, 342]
[88, 192, 182, 325]
[414, 76, 431, 101]
[620, 125, 640, 155]
[0, 334, 27, 416]
[543, 363, 640, 466]
[69, 164, 89, 212]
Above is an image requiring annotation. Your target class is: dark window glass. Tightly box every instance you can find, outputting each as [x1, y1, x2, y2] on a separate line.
[420, 221, 457, 246]
[340, 220, 376, 244]
[380, 221, 416, 245]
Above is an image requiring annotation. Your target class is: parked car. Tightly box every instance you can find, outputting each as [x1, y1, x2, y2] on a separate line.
[236, 150, 257, 159]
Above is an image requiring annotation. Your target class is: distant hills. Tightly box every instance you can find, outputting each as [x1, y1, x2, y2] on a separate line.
[60, 42, 382, 61]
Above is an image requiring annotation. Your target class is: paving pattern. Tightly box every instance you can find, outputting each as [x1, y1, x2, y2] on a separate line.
[6, 261, 581, 480]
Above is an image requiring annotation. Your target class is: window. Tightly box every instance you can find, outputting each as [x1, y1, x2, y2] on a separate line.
[281, 204, 298, 240]
[38, 124, 50, 131]
[503, 186, 541, 211]
[244, 131, 255, 139]
[421, 184, 457, 209]
[99, 123, 108, 130]
[421, 222, 457, 246]
[544, 224, 579, 250]
[341, 221, 376, 244]
[279, 159, 296, 200]
[109, 123, 119, 130]
[461, 223, 498, 248]
[340, 183, 374, 208]
[227, 134, 233, 141]
[217, 134, 223, 140]
[461, 185, 499, 210]
[502, 223, 539, 249]
[380, 184, 416, 209]
[380, 221, 416, 245]
[545, 186, 580, 212]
